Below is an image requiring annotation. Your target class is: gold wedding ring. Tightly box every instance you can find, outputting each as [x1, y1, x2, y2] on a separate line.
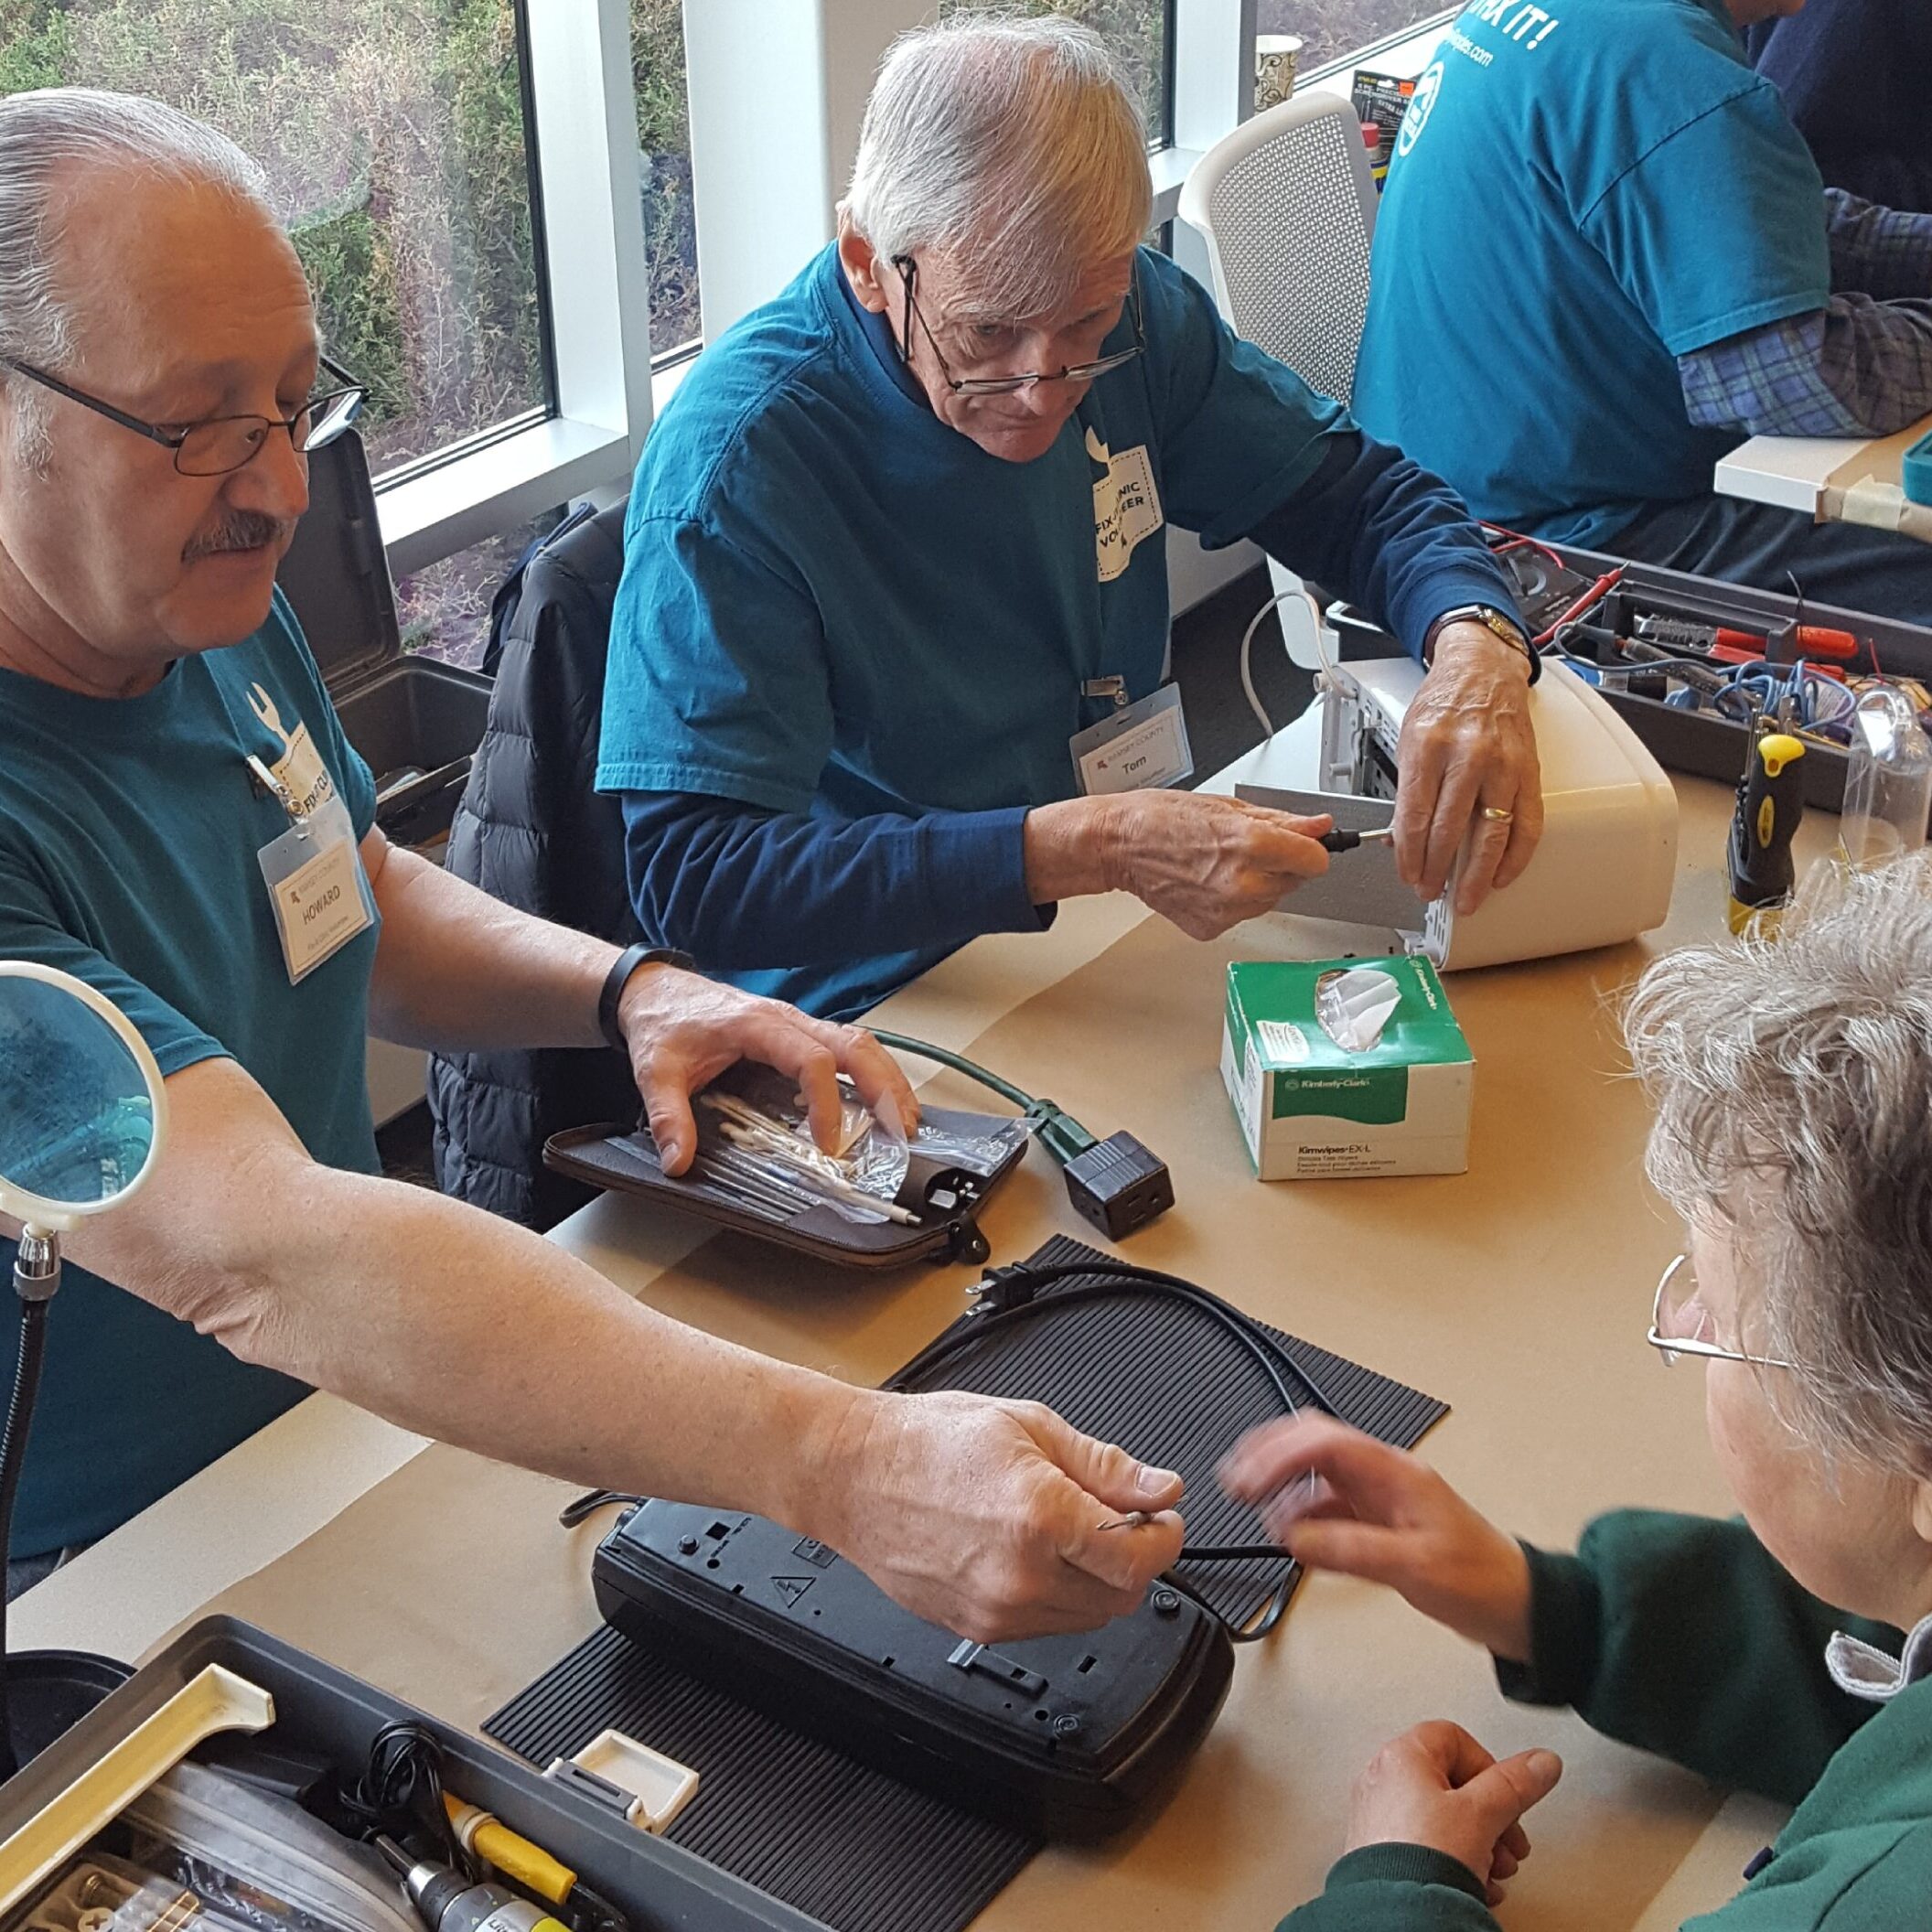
[1480, 806, 1515, 823]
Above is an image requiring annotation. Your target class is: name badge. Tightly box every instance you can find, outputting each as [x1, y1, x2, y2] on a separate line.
[1070, 683, 1194, 796]
[256, 793, 375, 983]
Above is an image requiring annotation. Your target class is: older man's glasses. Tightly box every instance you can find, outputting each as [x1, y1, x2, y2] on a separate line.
[893, 256, 1144, 396]
[0, 352, 365, 478]
[1648, 1252, 1792, 1369]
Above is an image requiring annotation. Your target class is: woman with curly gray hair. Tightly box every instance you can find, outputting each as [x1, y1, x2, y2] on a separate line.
[1222, 855, 1932, 1929]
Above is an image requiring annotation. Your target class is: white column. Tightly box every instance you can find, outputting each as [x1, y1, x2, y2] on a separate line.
[683, 0, 921, 342]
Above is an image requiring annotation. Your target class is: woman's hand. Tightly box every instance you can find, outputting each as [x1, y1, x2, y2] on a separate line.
[1344, 1722, 1562, 1907]
[1218, 1414, 1533, 1662]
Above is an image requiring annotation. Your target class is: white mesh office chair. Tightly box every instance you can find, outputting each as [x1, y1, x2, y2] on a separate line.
[1179, 92, 1380, 671]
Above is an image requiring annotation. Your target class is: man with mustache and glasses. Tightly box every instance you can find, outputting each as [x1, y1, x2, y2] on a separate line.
[598, 16, 1544, 1026]
[0, 87, 1188, 1633]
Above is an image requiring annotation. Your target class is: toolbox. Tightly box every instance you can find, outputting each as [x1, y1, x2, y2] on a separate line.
[1331, 544, 1932, 815]
[275, 432, 492, 851]
[0, 1616, 818, 1932]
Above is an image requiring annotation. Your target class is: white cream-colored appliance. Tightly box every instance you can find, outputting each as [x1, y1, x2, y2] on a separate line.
[1233, 657, 1679, 970]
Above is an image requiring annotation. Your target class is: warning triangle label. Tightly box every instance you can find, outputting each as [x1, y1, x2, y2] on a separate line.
[771, 1575, 815, 1608]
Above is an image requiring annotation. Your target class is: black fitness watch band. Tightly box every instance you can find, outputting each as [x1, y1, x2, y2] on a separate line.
[599, 943, 695, 1052]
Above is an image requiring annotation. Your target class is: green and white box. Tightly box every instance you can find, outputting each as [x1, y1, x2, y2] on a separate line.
[1220, 957, 1473, 1179]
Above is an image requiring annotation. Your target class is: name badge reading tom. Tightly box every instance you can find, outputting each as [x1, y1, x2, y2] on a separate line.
[256, 793, 375, 984]
[1070, 682, 1194, 796]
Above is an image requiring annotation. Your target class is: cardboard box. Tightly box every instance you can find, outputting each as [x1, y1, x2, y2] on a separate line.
[1220, 957, 1473, 1179]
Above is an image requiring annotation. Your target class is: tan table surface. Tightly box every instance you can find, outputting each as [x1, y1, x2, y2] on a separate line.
[176, 773, 1836, 1932]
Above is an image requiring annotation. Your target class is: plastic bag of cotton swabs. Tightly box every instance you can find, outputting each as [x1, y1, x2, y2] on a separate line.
[695, 1087, 917, 1225]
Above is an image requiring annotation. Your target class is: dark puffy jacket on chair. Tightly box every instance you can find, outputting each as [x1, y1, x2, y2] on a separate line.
[428, 501, 641, 1229]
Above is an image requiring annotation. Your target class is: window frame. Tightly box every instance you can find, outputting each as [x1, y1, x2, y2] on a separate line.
[372, 0, 1454, 585]
[377, 0, 655, 576]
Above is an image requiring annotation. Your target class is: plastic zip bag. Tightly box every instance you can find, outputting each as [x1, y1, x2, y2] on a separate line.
[13, 1852, 258, 1932]
[117, 1764, 414, 1932]
[909, 1116, 1032, 1180]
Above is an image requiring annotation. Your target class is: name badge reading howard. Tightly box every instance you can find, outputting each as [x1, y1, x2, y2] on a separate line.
[256, 793, 375, 983]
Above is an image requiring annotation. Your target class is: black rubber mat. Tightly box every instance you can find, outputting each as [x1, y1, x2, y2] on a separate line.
[486, 1237, 1446, 1932]
[487, 1622, 1029, 1932]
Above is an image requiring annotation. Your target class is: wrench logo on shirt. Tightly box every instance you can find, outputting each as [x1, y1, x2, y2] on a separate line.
[247, 682, 336, 818]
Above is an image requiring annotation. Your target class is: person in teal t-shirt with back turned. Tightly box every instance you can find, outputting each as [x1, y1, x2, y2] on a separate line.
[1355, 0, 1932, 626]
[1224, 859, 1932, 1929]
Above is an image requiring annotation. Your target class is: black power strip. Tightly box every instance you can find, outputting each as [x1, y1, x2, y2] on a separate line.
[593, 1499, 1232, 1841]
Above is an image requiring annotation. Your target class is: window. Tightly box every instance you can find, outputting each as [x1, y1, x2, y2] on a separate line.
[5, 0, 553, 480]
[394, 506, 561, 668]
[938, 0, 1176, 149]
[1258, 1, 1449, 75]
[631, 0, 700, 363]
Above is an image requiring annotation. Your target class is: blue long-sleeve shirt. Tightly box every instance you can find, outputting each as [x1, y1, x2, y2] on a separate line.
[620, 427, 1519, 1019]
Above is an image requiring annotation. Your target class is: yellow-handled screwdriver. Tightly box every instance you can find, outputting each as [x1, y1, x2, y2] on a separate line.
[1727, 729, 1807, 936]
[442, 1794, 578, 1909]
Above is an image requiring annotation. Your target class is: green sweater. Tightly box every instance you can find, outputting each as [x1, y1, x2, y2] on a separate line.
[1279, 1511, 1932, 1930]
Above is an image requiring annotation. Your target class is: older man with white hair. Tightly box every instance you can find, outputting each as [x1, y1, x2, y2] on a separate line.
[602, 16, 1544, 1022]
[0, 85, 1186, 1630]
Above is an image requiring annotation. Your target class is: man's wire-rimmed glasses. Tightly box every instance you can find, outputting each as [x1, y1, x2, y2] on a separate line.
[892, 255, 1144, 396]
[1648, 1251, 1793, 1369]
[0, 350, 365, 477]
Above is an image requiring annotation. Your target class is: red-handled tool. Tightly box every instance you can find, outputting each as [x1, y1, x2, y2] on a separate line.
[1637, 614, 1859, 662]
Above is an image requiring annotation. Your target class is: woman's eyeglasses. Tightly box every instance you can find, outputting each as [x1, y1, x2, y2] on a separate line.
[1648, 1252, 1792, 1369]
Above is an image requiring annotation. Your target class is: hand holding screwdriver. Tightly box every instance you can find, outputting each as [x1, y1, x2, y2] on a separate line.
[1318, 825, 1396, 855]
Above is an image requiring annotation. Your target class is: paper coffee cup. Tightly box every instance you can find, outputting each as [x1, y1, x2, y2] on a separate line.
[1255, 34, 1302, 111]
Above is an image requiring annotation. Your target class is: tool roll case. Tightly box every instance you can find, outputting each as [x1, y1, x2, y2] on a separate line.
[1329, 544, 1932, 813]
[275, 431, 491, 853]
[0, 1617, 820, 1931]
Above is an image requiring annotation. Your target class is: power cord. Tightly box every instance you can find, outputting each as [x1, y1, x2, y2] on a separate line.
[1237, 584, 1333, 736]
[330, 1721, 475, 1879]
[870, 1030, 1174, 1240]
[891, 1254, 1340, 1644]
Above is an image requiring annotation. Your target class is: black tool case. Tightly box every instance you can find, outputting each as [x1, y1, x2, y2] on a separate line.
[1329, 546, 1932, 813]
[275, 431, 492, 849]
[0, 1616, 821, 1932]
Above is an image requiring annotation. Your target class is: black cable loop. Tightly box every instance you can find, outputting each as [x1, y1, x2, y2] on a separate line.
[892, 1257, 1336, 1595]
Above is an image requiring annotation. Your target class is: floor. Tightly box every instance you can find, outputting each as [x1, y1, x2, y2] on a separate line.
[376, 564, 1314, 1185]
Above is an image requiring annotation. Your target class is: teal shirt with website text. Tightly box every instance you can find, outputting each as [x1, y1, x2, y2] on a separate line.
[0, 589, 381, 1555]
[1354, 0, 1830, 547]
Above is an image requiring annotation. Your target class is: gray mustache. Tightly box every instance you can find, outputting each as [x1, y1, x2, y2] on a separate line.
[183, 511, 293, 561]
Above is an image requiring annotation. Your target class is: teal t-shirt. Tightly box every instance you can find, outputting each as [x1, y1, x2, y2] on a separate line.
[1353, 0, 1830, 547]
[0, 589, 381, 1555]
[596, 242, 1348, 1015]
